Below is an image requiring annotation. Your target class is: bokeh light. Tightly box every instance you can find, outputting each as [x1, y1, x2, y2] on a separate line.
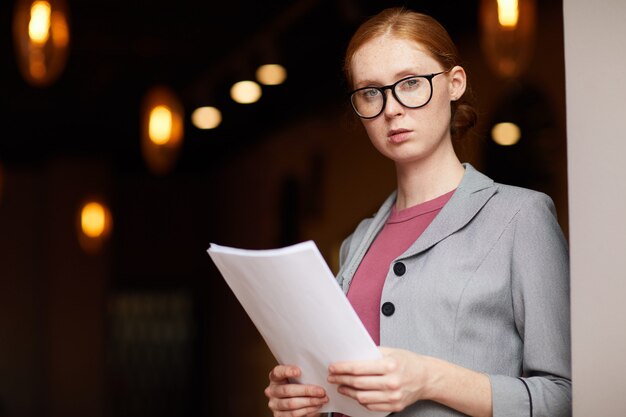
[149, 105, 173, 145]
[491, 122, 521, 146]
[191, 106, 222, 129]
[256, 64, 287, 86]
[77, 200, 112, 253]
[497, 0, 519, 28]
[230, 80, 262, 104]
[13, 0, 70, 86]
[140, 86, 184, 175]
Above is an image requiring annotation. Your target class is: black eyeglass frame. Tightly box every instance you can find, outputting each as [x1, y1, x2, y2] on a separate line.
[349, 71, 447, 119]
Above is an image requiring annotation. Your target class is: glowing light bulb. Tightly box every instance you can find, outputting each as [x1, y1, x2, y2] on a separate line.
[29, 1, 51, 44]
[140, 86, 184, 175]
[256, 64, 287, 85]
[480, 0, 535, 78]
[230, 80, 262, 104]
[497, 0, 519, 28]
[13, 0, 70, 86]
[191, 106, 222, 129]
[81, 202, 106, 238]
[491, 122, 521, 146]
[77, 200, 113, 253]
[149, 105, 173, 145]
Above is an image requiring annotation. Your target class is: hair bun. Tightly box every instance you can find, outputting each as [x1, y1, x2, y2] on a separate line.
[451, 101, 478, 140]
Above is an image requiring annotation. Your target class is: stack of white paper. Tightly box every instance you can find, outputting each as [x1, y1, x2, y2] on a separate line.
[207, 240, 387, 417]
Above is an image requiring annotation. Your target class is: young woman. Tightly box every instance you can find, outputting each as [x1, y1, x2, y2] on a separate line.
[265, 8, 571, 417]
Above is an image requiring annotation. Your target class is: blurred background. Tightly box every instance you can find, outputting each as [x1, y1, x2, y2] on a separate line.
[0, 0, 567, 416]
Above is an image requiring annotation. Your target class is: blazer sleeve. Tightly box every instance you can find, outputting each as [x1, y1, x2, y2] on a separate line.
[490, 192, 572, 417]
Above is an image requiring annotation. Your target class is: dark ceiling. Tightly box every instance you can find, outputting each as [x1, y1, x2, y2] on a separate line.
[0, 0, 478, 172]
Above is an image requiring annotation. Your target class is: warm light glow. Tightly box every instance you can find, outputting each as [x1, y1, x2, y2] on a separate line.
[51, 10, 69, 47]
[29, 1, 51, 44]
[256, 64, 287, 85]
[192, 106, 222, 129]
[497, 0, 519, 28]
[77, 199, 113, 253]
[149, 105, 173, 145]
[140, 86, 184, 175]
[81, 202, 107, 238]
[230, 80, 262, 104]
[480, 0, 535, 78]
[29, 50, 46, 79]
[13, 0, 70, 86]
[491, 122, 521, 146]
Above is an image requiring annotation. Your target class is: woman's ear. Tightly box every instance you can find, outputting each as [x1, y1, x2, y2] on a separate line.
[448, 65, 467, 101]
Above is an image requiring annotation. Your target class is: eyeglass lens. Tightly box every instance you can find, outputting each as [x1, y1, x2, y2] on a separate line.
[350, 75, 434, 119]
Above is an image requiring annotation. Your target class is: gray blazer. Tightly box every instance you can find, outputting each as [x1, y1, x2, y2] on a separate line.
[337, 164, 571, 417]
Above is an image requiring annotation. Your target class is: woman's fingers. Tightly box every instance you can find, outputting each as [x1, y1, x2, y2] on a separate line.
[328, 347, 434, 413]
[269, 365, 301, 383]
[336, 384, 399, 404]
[329, 357, 395, 376]
[266, 382, 327, 399]
[266, 364, 328, 416]
[328, 374, 398, 391]
[269, 394, 328, 411]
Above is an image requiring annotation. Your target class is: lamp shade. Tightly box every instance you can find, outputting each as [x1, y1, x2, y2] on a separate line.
[77, 199, 113, 254]
[140, 86, 185, 175]
[480, 0, 536, 79]
[12, 0, 70, 87]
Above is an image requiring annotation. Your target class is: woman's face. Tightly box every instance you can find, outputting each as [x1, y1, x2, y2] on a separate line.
[350, 35, 465, 166]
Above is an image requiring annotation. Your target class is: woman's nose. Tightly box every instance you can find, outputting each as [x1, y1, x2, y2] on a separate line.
[383, 90, 404, 117]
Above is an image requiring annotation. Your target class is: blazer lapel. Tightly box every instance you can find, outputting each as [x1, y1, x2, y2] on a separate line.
[338, 164, 497, 290]
[399, 163, 497, 259]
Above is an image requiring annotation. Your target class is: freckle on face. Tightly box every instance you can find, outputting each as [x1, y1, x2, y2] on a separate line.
[350, 36, 441, 89]
[349, 36, 454, 166]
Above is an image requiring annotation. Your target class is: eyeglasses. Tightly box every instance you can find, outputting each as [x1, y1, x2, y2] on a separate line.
[349, 71, 446, 119]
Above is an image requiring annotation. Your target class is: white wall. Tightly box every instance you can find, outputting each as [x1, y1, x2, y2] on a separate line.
[563, 1, 626, 415]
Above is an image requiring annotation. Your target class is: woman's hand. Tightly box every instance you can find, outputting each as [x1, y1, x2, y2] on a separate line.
[328, 347, 492, 416]
[327, 347, 433, 413]
[264, 364, 329, 417]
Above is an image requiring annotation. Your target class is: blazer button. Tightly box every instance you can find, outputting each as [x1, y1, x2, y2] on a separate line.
[381, 302, 395, 316]
[393, 262, 406, 276]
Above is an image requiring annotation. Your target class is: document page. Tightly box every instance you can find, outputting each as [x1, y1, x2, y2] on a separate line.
[207, 241, 387, 417]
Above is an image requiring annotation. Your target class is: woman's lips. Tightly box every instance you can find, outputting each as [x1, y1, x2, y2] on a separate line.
[387, 128, 412, 143]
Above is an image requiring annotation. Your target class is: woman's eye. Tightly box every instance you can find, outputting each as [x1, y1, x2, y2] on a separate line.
[361, 89, 380, 99]
[399, 78, 420, 90]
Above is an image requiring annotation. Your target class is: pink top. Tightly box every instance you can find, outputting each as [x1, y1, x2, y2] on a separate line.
[346, 189, 455, 345]
[335, 190, 454, 417]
